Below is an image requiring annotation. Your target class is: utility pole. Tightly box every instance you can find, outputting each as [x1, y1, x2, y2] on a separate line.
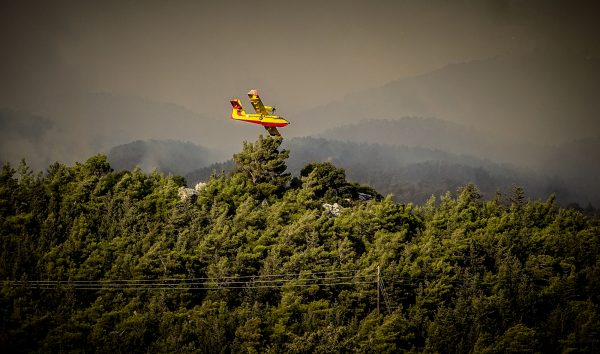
[377, 265, 380, 316]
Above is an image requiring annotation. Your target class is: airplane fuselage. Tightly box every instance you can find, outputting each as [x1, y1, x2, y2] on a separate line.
[229, 91, 289, 136]
[232, 112, 289, 127]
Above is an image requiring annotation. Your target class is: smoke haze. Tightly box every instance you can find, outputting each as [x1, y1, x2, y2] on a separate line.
[3, 0, 599, 114]
[1, 0, 600, 203]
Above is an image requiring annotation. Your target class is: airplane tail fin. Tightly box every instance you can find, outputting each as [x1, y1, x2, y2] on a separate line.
[230, 99, 246, 119]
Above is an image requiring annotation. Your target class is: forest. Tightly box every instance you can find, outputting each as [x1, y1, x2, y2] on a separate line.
[1, 136, 599, 353]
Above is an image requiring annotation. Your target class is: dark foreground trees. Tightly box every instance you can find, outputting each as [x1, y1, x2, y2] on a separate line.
[1, 137, 599, 353]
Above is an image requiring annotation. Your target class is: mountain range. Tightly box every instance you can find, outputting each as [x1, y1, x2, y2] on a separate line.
[318, 118, 599, 205]
[183, 136, 577, 205]
[290, 49, 600, 146]
[2, 50, 598, 205]
[0, 93, 260, 170]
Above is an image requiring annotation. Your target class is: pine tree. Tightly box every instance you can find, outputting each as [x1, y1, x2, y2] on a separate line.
[233, 135, 291, 197]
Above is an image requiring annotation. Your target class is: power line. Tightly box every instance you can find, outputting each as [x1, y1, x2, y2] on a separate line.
[15, 274, 374, 285]
[5, 271, 468, 284]
[18, 281, 376, 291]
[4, 270, 473, 293]
[6, 269, 366, 284]
[4, 271, 378, 291]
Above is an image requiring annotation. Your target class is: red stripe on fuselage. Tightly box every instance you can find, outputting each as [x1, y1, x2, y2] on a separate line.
[232, 118, 288, 127]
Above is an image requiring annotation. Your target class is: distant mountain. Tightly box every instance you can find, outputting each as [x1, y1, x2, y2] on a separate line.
[319, 118, 600, 205]
[0, 110, 53, 141]
[108, 140, 226, 177]
[42, 92, 255, 153]
[1, 92, 258, 170]
[186, 137, 576, 205]
[185, 160, 235, 184]
[285, 138, 573, 205]
[538, 136, 600, 206]
[0, 110, 55, 168]
[284, 137, 497, 173]
[291, 50, 600, 146]
[318, 117, 541, 165]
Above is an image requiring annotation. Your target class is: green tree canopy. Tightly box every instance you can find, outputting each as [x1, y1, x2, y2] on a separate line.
[1, 138, 599, 353]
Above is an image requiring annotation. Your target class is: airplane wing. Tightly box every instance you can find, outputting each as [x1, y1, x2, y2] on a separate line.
[264, 126, 280, 136]
[248, 89, 269, 115]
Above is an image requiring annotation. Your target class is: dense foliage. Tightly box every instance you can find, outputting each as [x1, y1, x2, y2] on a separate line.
[1, 136, 599, 353]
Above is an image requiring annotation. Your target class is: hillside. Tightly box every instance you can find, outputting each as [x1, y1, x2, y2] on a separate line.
[187, 137, 576, 205]
[318, 117, 541, 166]
[291, 50, 600, 146]
[538, 137, 600, 204]
[286, 138, 576, 205]
[1, 136, 599, 352]
[108, 139, 226, 176]
[319, 119, 600, 205]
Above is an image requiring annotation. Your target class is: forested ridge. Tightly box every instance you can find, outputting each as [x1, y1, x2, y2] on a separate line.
[184, 136, 588, 206]
[1, 136, 599, 353]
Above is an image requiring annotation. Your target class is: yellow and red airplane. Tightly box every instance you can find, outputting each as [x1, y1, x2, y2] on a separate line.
[230, 89, 290, 136]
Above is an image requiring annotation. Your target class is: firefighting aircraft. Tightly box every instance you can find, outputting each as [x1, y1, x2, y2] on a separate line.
[229, 89, 290, 136]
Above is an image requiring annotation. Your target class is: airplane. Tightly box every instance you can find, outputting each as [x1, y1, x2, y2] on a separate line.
[230, 89, 290, 136]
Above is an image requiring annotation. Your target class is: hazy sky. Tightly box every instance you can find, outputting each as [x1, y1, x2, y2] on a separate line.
[2, 0, 599, 118]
